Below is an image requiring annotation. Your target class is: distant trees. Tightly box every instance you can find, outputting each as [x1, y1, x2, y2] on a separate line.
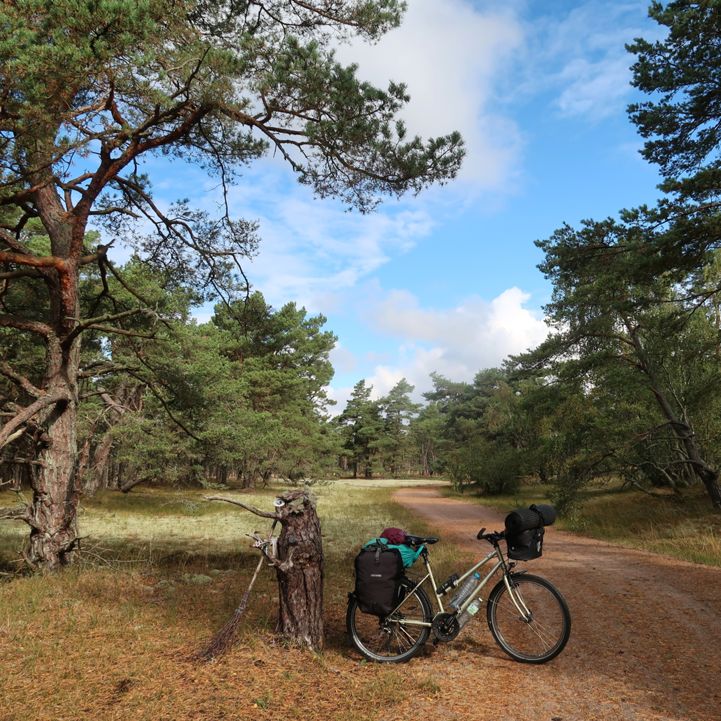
[335, 378, 418, 478]
[82, 289, 339, 492]
[333, 2, 721, 510]
[378, 378, 419, 477]
[517, 0, 721, 510]
[336, 380, 381, 478]
[0, 0, 463, 569]
[482, 0, 721, 510]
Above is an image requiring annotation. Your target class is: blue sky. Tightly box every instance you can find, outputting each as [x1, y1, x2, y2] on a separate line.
[125, 0, 667, 411]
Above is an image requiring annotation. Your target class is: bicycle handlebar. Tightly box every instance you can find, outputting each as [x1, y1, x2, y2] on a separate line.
[477, 527, 505, 544]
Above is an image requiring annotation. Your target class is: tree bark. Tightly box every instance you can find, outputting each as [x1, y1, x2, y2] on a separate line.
[27, 341, 82, 569]
[85, 433, 113, 495]
[274, 490, 324, 650]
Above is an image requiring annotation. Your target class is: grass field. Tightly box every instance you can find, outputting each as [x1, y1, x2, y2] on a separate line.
[445, 482, 721, 567]
[0, 482, 467, 721]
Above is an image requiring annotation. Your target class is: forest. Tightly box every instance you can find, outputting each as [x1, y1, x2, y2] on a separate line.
[2, 1, 721, 574]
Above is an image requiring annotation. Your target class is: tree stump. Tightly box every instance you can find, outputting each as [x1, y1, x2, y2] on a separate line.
[203, 488, 324, 654]
[274, 489, 324, 650]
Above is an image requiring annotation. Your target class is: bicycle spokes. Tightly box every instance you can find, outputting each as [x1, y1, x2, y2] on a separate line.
[487, 574, 571, 663]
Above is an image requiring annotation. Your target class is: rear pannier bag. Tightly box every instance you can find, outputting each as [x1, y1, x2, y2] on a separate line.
[354, 543, 404, 616]
[504, 504, 557, 561]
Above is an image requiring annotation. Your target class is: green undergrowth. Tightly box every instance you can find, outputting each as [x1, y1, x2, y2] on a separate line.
[444, 483, 721, 567]
[0, 482, 464, 585]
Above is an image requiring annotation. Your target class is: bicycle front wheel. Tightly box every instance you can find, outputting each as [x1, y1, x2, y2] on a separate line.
[346, 579, 432, 663]
[487, 573, 571, 663]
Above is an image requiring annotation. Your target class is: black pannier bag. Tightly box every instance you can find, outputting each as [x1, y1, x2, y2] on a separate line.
[354, 543, 404, 616]
[504, 504, 557, 561]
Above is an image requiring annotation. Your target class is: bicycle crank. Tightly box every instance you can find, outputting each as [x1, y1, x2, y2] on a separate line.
[431, 612, 460, 642]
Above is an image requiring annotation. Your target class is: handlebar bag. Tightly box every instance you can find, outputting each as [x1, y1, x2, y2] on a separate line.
[506, 527, 544, 561]
[504, 504, 555, 560]
[354, 542, 404, 616]
[504, 504, 557, 534]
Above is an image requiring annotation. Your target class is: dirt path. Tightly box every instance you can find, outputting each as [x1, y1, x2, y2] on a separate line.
[391, 487, 721, 721]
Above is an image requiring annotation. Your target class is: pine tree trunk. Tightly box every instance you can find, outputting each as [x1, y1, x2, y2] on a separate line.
[274, 490, 324, 650]
[86, 432, 113, 494]
[627, 322, 721, 511]
[28, 345, 81, 569]
[26, 196, 84, 569]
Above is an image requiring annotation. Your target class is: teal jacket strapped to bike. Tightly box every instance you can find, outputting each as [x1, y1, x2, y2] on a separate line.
[362, 536, 424, 568]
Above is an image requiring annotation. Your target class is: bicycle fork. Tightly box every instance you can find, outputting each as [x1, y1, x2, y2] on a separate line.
[503, 573, 533, 622]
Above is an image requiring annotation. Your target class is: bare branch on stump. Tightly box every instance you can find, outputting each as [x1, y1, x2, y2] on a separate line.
[204, 495, 280, 519]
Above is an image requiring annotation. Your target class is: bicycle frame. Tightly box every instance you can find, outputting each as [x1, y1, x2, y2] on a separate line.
[388, 543, 530, 626]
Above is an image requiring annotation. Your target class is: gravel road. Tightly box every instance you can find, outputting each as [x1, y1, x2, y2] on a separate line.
[390, 486, 721, 721]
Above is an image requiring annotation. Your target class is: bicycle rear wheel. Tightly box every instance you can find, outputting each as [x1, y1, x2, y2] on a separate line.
[346, 578, 432, 663]
[486, 572, 570, 663]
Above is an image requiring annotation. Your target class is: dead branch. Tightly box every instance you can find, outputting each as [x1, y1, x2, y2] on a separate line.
[64, 307, 154, 345]
[0, 504, 29, 522]
[196, 517, 280, 661]
[78, 362, 138, 379]
[82, 325, 156, 339]
[204, 495, 279, 520]
[0, 268, 43, 280]
[0, 313, 54, 338]
[196, 552, 266, 662]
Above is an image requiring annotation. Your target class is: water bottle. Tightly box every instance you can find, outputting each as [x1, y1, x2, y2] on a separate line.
[457, 599, 481, 629]
[449, 571, 481, 609]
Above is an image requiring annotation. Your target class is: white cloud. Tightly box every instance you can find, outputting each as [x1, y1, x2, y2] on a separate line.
[524, 1, 659, 122]
[556, 55, 632, 120]
[237, 185, 434, 311]
[336, 0, 525, 191]
[338, 286, 549, 404]
[329, 343, 357, 374]
[326, 383, 355, 416]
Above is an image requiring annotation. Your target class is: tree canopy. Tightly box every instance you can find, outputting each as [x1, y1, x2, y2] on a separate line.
[0, 0, 464, 569]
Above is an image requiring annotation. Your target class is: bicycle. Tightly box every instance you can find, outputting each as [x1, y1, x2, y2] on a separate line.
[346, 527, 571, 664]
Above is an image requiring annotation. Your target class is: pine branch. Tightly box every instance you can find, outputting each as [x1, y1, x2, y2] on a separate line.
[0, 391, 69, 449]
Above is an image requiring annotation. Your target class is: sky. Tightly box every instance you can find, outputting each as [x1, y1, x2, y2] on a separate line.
[130, 0, 667, 412]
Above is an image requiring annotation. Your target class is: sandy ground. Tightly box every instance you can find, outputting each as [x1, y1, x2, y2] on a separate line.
[390, 486, 721, 721]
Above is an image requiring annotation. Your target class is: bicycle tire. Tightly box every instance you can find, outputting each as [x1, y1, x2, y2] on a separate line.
[347, 578, 433, 663]
[486, 572, 571, 663]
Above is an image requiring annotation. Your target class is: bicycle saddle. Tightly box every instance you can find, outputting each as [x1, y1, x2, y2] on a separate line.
[405, 534, 439, 546]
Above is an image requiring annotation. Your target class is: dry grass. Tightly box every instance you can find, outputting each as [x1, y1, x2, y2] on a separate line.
[445, 482, 721, 567]
[2, 482, 719, 721]
[0, 483, 468, 721]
